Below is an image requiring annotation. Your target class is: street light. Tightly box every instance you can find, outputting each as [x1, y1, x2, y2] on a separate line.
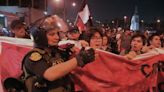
[52, 0, 77, 21]
[112, 20, 115, 24]
[157, 19, 160, 23]
[54, 0, 60, 2]
[53, 0, 66, 21]
[141, 20, 144, 23]
[90, 16, 93, 20]
[124, 16, 127, 29]
[63, 0, 66, 21]
[124, 16, 127, 20]
[112, 20, 115, 28]
[72, 2, 76, 7]
[141, 20, 144, 31]
[43, 11, 48, 15]
[156, 19, 160, 30]
[66, 19, 70, 23]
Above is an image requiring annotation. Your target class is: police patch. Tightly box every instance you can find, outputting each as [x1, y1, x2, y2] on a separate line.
[29, 52, 42, 61]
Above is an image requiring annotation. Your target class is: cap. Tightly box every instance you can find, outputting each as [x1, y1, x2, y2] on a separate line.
[68, 27, 79, 33]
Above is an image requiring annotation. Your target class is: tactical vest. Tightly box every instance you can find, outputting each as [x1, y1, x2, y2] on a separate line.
[21, 48, 74, 92]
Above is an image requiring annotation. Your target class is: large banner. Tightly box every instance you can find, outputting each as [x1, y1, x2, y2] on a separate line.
[0, 37, 32, 92]
[73, 50, 164, 92]
[0, 37, 164, 92]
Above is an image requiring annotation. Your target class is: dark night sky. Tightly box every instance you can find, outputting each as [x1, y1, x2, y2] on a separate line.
[67, 0, 164, 23]
[0, 0, 163, 23]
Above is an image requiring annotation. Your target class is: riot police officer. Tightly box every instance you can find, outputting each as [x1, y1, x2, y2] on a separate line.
[22, 16, 95, 92]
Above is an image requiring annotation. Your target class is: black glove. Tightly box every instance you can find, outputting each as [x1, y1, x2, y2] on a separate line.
[76, 47, 95, 67]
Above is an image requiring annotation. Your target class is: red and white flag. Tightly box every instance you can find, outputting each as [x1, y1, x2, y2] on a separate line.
[75, 0, 92, 31]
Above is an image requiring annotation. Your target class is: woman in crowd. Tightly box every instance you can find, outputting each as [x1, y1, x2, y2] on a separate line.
[87, 27, 103, 49]
[101, 34, 111, 52]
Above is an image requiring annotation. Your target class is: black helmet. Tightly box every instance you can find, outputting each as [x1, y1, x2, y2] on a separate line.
[30, 27, 48, 48]
[30, 15, 60, 48]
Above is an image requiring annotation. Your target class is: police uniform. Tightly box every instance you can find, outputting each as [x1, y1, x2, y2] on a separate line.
[23, 47, 74, 92]
[22, 16, 95, 92]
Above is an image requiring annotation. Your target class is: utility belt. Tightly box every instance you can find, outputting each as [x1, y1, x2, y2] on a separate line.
[25, 75, 74, 92]
[24, 76, 47, 92]
[48, 77, 74, 92]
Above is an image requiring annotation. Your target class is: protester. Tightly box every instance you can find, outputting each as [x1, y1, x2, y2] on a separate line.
[106, 29, 112, 38]
[101, 34, 111, 52]
[22, 17, 95, 92]
[142, 33, 162, 53]
[67, 27, 80, 41]
[10, 19, 30, 38]
[159, 32, 164, 47]
[148, 33, 161, 48]
[0, 27, 9, 36]
[65, 27, 89, 48]
[0, 28, 4, 36]
[110, 30, 120, 54]
[87, 27, 103, 49]
[143, 31, 149, 39]
[121, 34, 146, 60]
[120, 29, 132, 52]
[116, 33, 122, 53]
[58, 31, 68, 41]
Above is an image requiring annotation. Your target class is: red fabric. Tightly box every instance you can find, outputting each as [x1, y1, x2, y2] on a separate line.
[0, 67, 4, 92]
[0, 42, 30, 82]
[0, 41, 164, 92]
[72, 51, 164, 92]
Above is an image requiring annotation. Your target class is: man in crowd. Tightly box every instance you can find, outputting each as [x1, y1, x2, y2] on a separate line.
[10, 19, 30, 38]
[67, 27, 80, 41]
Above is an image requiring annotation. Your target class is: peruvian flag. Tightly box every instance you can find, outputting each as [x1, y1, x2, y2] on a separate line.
[75, 0, 92, 31]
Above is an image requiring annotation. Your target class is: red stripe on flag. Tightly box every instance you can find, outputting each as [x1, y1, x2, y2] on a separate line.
[76, 16, 86, 31]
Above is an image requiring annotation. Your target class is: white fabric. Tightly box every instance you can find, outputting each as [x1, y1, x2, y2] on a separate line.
[0, 36, 33, 54]
[0, 36, 33, 46]
[133, 48, 164, 60]
[78, 5, 90, 24]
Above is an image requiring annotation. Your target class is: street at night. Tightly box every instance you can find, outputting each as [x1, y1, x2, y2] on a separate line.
[0, 0, 164, 92]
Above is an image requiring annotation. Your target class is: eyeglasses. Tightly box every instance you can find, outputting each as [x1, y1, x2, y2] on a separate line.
[91, 36, 102, 40]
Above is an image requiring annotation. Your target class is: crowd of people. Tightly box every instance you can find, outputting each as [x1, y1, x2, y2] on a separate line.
[1, 18, 164, 92]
